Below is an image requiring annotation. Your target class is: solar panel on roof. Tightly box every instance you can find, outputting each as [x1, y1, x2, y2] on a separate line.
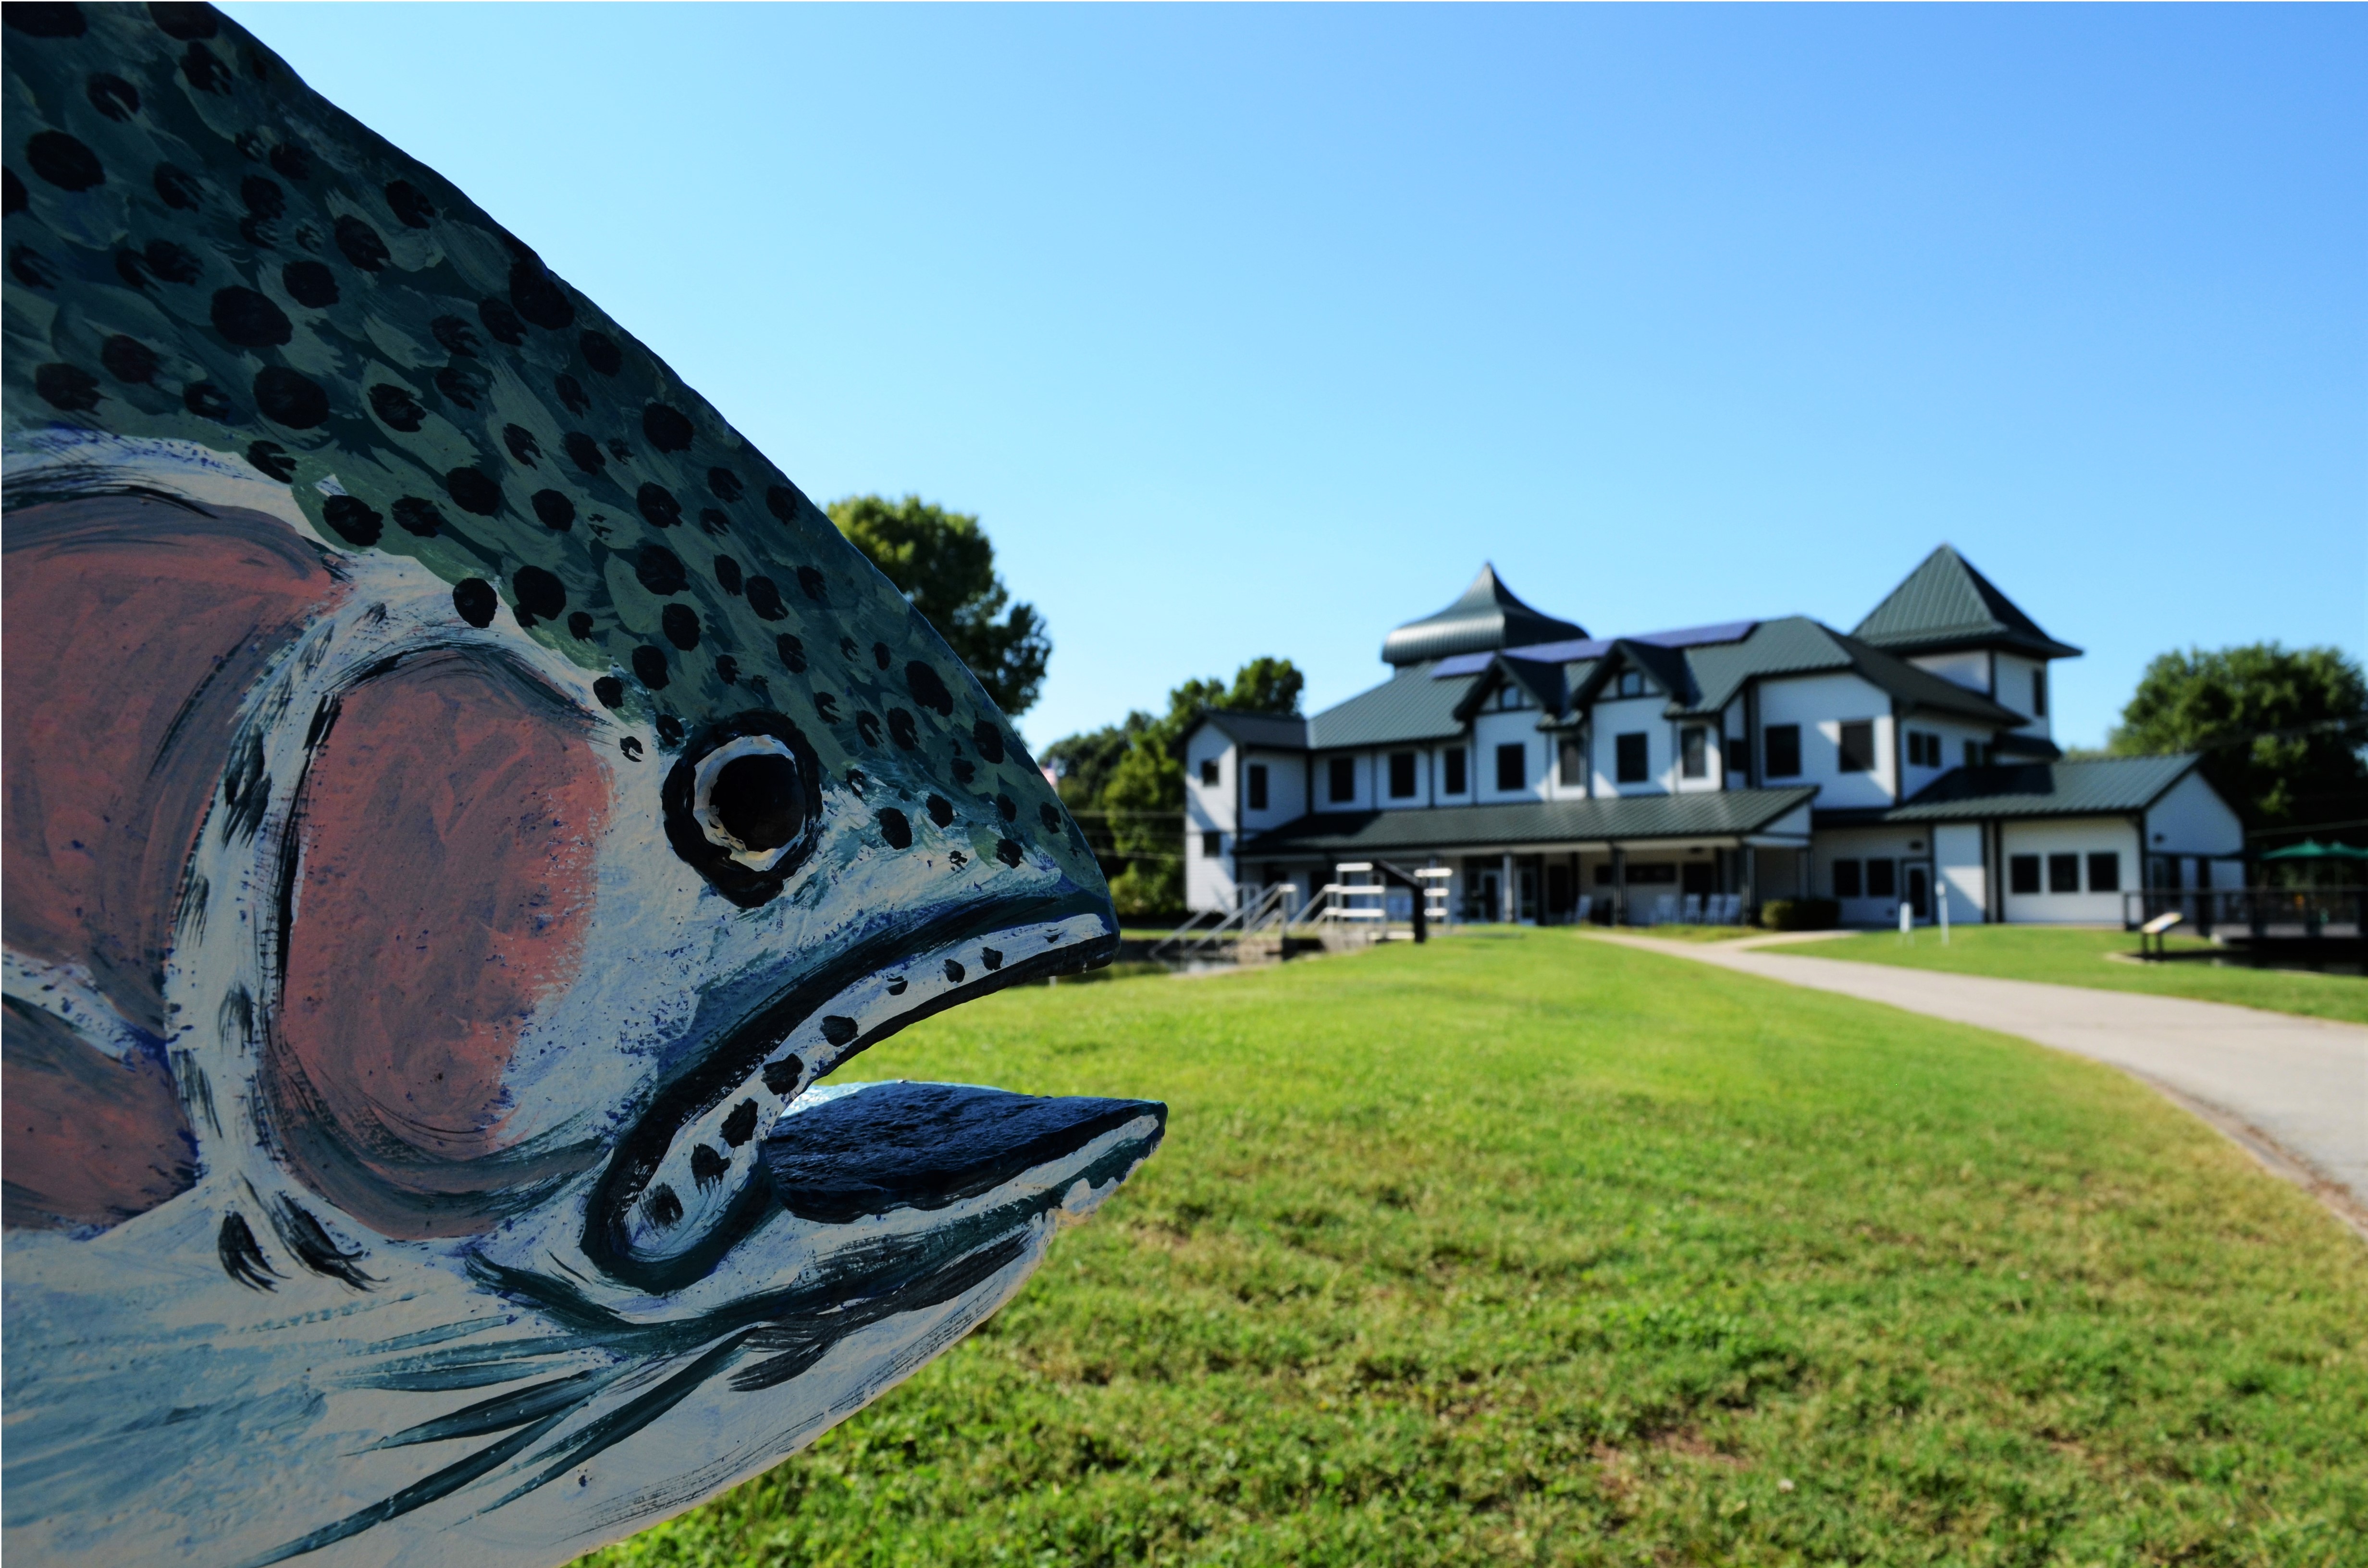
[1428, 620, 1758, 677]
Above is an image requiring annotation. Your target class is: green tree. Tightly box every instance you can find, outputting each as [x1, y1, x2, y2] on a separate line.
[1049, 660, 1305, 918]
[2108, 643, 2368, 828]
[828, 494, 1051, 715]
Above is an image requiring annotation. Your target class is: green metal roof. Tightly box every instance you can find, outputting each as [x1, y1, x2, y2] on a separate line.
[1191, 709, 1310, 750]
[1851, 545, 2081, 660]
[1239, 787, 1818, 856]
[1816, 754, 2200, 826]
[1662, 617, 2022, 726]
[1379, 564, 1586, 667]
[1307, 664, 1476, 748]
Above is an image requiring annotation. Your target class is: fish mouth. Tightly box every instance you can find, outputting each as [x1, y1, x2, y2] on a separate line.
[580, 890, 1120, 1295]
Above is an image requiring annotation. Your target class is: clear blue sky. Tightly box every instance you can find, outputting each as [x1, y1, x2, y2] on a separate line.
[228, 3, 2365, 754]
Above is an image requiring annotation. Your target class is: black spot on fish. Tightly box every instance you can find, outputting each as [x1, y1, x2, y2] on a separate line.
[721, 1100, 760, 1147]
[878, 808, 912, 848]
[217, 1211, 279, 1291]
[944, 959, 966, 984]
[580, 331, 622, 375]
[996, 838, 1024, 868]
[28, 131, 103, 190]
[716, 654, 739, 685]
[708, 466, 743, 501]
[796, 566, 826, 601]
[435, 362, 487, 410]
[212, 286, 290, 346]
[907, 662, 955, 716]
[1040, 802, 1065, 832]
[268, 142, 311, 182]
[866, 642, 887, 671]
[445, 466, 501, 515]
[594, 675, 624, 710]
[333, 215, 388, 270]
[1, 168, 22, 215]
[183, 381, 231, 419]
[698, 507, 729, 537]
[270, 1198, 374, 1289]
[762, 1056, 802, 1095]
[973, 722, 1005, 764]
[143, 238, 201, 282]
[533, 489, 574, 530]
[367, 382, 423, 430]
[776, 635, 806, 673]
[254, 366, 327, 427]
[431, 315, 478, 356]
[152, 161, 200, 209]
[282, 258, 338, 307]
[503, 424, 541, 466]
[321, 495, 381, 546]
[240, 175, 283, 221]
[513, 566, 564, 626]
[744, 577, 787, 621]
[478, 296, 525, 346]
[637, 482, 681, 529]
[618, 735, 642, 760]
[246, 440, 295, 480]
[392, 496, 442, 537]
[661, 603, 700, 650]
[510, 258, 573, 329]
[182, 41, 233, 94]
[7, 4, 86, 38]
[690, 1145, 727, 1191]
[656, 711, 681, 745]
[813, 692, 839, 722]
[643, 403, 693, 452]
[385, 178, 434, 228]
[981, 947, 1002, 971]
[950, 758, 976, 785]
[646, 1185, 683, 1228]
[632, 645, 668, 689]
[854, 712, 881, 747]
[101, 334, 158, 383]
[926, 794, 954, 827]
[820, 1016, 859, 1047]
[12, 246, 57, 288]
[87, 74, 140, 122]
[568, 612, 594, 639]
[31, 364, 95, 412]
[767, 484, 804, 523]
[563, 431, 606, 474]
[636, 544, 686, 595]
[453, 578, 496, 627]
[888, 709, 919, 750]
[554, 373, 589, 414]
[714, 556, 743, 595]
[995, 793, 1016, 821]
[149, 3, 216, 40]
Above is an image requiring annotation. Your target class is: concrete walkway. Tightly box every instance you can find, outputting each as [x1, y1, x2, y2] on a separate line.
[1591, 932, 2368, 1236]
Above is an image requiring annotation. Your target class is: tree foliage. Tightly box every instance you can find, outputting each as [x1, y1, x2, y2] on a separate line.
[2108, 642, 2367, 829]
[1045, 659, 1305, 918]
[828, 494, 1051, 716]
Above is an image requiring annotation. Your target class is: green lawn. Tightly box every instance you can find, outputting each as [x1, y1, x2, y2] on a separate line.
[583, 931, 2367, 1568]
[1795, 926, 2368, 1026]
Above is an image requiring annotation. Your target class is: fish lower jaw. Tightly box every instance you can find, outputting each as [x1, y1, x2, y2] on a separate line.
[610, 909, 1116, 1271]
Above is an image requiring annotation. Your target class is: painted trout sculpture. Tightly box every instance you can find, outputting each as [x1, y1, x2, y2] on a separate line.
[1, 6, 1161, 1564]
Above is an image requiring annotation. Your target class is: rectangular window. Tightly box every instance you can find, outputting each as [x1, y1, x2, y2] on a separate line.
[1866, 858, 1897, 898]
[1328, 756, 1355, 803]
[1680, 726, 1708, 779]
[1726, 736, 1748, 784]
[2086, 852, 2119, 892]
[2032, 667, 2048, 718]
[1247, 764, 1268, 811]
[1443, 747, 1467, 794]
[1616, 670, 1645, 698]
[1615, 732, 1649, 784]
[2047, 853, 2080, 894]
[1963, 739, 1987, 767]
[1201, 831, 1221, 858]
[2010, 854, 2041, 894]
[1387, 751, 1417, 798]
[1558, 736, 1585, 786]
[1910, 732, 1941, 768]
[1838, 720, 1876, 773]
[1495, 742, 1526, 791]
[1833, 858, 1863, 897]
[1198, 758, 1219, 786]
[1764, 724, 1801, 778]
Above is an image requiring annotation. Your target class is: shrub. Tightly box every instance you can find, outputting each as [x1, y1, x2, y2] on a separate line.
[1760, 897, 1839, 931]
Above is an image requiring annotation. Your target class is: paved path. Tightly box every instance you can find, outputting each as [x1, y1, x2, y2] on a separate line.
[1591, 933, 2368, 1235]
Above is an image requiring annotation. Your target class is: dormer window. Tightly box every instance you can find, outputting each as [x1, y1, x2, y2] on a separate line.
[1616, 670, 1646, 698]
[1498, 686, 1524, 710]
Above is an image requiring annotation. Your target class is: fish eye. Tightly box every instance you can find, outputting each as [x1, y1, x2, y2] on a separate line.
[662, 713, 823, 906]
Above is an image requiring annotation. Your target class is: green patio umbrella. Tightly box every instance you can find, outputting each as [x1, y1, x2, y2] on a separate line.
[2259, 840, 2368, 861]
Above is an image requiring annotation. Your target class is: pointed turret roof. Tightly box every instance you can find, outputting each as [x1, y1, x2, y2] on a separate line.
[1379, 564, 1586, 667]
[1851, 545, 2080, 660]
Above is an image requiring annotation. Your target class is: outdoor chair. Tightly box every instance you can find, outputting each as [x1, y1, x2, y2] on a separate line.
[1652, 894, 1677, 926]
[1573, 894, 1593, 925]
[1681, 894, 1703, 924]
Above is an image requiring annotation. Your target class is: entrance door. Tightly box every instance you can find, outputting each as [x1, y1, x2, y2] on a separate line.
[1476, 870, 1501, 923]
[1546, 864, 1573, 921]
[1518, 866, 1539, 923]
[1906, 864, 1930, 920]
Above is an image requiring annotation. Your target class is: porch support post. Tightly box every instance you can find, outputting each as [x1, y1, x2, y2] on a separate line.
[1500, 851, 1515, 924]
[1612, 843, 1628, 927]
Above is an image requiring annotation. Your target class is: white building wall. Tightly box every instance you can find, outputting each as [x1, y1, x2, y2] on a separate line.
[1589, 695, 1668, 795]
[1897, 713, 1994, 797]
[1910, 649, 1991, 694]
[1999, 817, 2139, 925]
[1994, 652, 2054, 744]
[1376, 744, 1437, 811]
[2142, 769, 2244, 858]
[1815, 824, 1946, 926]
[1473, 708, 1547, 801]
[1435, 740, 1473, 802]
[1237, 746, 1307, 833]
[1755, 672, 1897, 808]
[1672, 717, 1723, 794]
[1313, 749, 1372, 812]
[1933, 822, 1986, 925]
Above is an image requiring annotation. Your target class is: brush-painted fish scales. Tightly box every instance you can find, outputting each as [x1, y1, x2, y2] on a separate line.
[0, 6, 1160, 1565]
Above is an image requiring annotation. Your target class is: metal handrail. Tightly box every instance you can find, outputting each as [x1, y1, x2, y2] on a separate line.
[2121, 886, 2366, 940]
